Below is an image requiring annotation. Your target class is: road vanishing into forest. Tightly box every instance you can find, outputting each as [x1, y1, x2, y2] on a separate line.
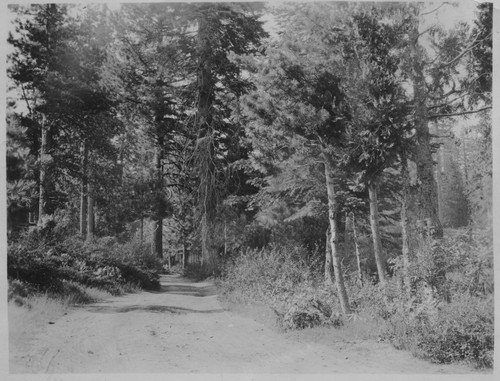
[10, 274, 477, 374]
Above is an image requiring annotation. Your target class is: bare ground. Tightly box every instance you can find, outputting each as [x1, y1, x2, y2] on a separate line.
[9, 274, 481, 374]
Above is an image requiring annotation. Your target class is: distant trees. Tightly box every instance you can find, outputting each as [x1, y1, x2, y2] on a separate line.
[104, 3, 192, 256]
[7, 4, 122, 238]
[8, 4, 72, 223]
[402, 2, 492, 237]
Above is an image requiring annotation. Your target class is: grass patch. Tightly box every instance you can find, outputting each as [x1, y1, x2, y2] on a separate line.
[9, 294, 68, 347]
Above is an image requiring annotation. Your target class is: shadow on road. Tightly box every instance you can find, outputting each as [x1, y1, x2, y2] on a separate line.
[86, 305, 225, 314]
[84, 276, 222, 314]
[156, 284, 217, 297]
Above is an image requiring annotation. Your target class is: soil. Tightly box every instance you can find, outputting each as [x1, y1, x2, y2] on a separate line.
[9, 274, 481, 374]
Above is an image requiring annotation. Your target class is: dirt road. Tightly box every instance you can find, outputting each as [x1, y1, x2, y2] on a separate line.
[10, 274, 476, 374]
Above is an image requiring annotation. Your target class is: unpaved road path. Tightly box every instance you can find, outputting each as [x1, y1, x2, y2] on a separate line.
[10, 274, 477, 374]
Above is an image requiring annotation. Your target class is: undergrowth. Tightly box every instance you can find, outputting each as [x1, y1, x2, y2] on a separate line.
[218, 244, 343, 331]
[7, 223, 162, 308]
[218, 228, 494, 369]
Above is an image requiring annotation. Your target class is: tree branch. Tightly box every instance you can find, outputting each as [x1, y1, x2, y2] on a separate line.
[421, 2, 450, 16]
[437, 34, 491, 70]
[427, 92, 469, 110]
[429, 106, 491, 119]
[20, 82, 33, 115]
[417, 26, 436, 40]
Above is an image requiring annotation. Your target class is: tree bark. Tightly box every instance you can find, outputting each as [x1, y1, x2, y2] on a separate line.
[324, 227, 334, 285]
[409, 19, 443, 238]
[367, 179, 386, 287]
[80, 141, 88, 237]
[86, 182, 95, 242]
[351, 213, 363, 285]
[323, 153, 351, 314]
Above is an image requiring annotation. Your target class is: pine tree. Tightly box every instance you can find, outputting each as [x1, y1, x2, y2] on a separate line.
[242, 2, 356, 314]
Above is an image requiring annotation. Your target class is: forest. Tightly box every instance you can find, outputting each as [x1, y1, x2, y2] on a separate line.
[6, 1, 493, 369]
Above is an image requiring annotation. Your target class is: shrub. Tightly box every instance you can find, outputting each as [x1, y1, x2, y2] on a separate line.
[415, 294, 493, 368]
[278, 283, 342, 330]
[382, 285, 494, 368]
[374, 229, 494, 369]
[219, 244, 342, 330]
[7, 230, 162, 301]
[8, 279, 36, 308]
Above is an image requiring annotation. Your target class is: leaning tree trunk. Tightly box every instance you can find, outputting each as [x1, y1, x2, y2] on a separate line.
[400, 152, 412, 298]
[324, 227, 334, 285]
[86, 182, 95, 242]
[323, 153, 351, 314]
[367, 179, 387, 287]
[79, 141, 88, 237]
[38, 123, 50, 225]
[409, 20, 443, 238]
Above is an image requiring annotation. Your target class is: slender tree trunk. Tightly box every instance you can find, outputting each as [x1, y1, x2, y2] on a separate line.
[180, 227, 189, 268]
[28, 211, 35, 225]
[409, 20, 443, 238]
[80, 187, 87, 237]
[80, 141, 88, 237]
[400, 152, 412, 298]
[38, 7, 56, 225]
[153, 140, 163, 258]
[224, 218, 227, 260]
[152, 220, 163, 258]
[324, 227, 334, 285]
[436, 142, 444, 223]
[351, 213, 363, 285]
[182, 237, 187, 269]
[323, 153, 351, 314]
[196, 13, 217, 271]
[38, 123, 49, 225]
[344, 211, 352, 259]
[86, 183, 95, 242]
[367, 179, 386, 287]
